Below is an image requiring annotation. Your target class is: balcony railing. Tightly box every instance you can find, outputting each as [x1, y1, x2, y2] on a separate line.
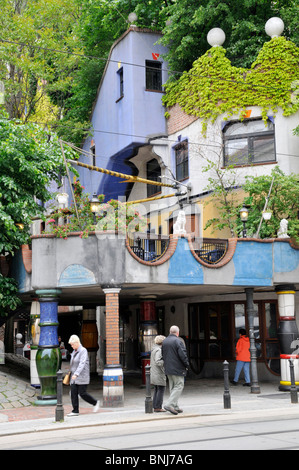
[192, 237, 228, 265]
[127, 233, 170, 262]
[128, 233, 228, 265]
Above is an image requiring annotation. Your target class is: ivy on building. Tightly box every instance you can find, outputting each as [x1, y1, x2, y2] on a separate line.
[163, 37, 299, 133]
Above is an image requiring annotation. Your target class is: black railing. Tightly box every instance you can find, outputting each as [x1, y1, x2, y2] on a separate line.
[192, 237, 228, 265]
[128, 233, 169, 262]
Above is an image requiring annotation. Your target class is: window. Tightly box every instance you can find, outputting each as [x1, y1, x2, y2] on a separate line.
[117, 67, 124, 100]
[223, 118, 275, 166]
[90, 145, 96, 167]
[174, 140, 189, 181]
[145, 60, 162, 91]
[147, 159, 161, 197]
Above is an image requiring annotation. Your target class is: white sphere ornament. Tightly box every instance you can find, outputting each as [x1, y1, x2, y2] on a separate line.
[128, 12, 138, 24]
[265, 17, 284, 38]
[207, 28, 226, 47]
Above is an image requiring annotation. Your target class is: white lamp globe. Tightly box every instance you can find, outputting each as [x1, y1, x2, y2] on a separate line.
[265, 17, 284, 38]
[207, 28, 226, 47]
[128, 12, 138, 25]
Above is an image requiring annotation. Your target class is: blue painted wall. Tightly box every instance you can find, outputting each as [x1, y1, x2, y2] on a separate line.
[76, 28, 168, 201]
[232, 241, 273, 286]
[168, 238, 204, 284]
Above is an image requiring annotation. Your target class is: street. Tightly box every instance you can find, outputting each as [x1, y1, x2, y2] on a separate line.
[1, 412, 299, 451]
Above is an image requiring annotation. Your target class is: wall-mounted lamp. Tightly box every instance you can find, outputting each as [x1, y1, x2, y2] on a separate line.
[240, 206, 249, 238]
[89, 192, 100, 223]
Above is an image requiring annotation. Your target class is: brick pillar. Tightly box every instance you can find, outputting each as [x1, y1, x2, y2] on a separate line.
[102, 287, 124, 407]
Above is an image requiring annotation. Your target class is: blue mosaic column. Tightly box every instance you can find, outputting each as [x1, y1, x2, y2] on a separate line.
[35, 289, 62, 405]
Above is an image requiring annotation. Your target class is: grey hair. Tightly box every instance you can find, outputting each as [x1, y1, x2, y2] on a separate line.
[169, 325, 179, 335]
[154, 335, 166, 345]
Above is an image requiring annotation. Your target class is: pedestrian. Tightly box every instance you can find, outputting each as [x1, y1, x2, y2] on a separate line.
[150, 335, 166, 412]
[231, 328, 251, 386]
[67, 334, 100, 416]
[162, 325, 189, 415]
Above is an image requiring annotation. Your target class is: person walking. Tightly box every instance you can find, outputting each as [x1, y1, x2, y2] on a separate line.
[150, 335, 166, 412]
[231, 328, 251, 386]
[162, 325, 189, 415]
[67, 334, 100, 416]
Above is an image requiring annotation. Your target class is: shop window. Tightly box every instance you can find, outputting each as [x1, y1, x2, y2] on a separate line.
[174, 140, 189, 181]
[145, 60, 162, 91]
[223, 118, 275, 167]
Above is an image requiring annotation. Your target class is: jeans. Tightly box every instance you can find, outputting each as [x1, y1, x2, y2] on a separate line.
[70, 383, 97, 413]
[153, 385, 165, 409]
[234, 361, 250, 383]
[165, 375, 185, 410]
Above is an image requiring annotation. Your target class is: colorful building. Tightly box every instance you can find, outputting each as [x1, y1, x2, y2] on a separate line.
[11, 20, 299, 405]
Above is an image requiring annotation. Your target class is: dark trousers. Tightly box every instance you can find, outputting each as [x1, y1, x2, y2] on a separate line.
[70, 383, 97, 413]
[153, 385, 165, 409]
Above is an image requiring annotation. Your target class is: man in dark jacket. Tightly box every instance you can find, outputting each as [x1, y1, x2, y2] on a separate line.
[162, 325, 189, 415]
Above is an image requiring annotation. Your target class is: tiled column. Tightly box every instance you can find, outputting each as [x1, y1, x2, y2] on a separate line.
[102, 287, 124, 407]
[35, 289, 61, 405]
[276, 284, 299, 391]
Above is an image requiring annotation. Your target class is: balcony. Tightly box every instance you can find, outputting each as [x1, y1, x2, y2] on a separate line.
[127, 232, 170, 262]
[191, 237, 228, 265]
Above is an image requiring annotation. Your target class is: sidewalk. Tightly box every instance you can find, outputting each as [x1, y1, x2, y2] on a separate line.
[1, 360, 299, 437]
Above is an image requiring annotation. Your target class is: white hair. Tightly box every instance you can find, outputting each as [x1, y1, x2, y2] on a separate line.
[68, 334, 80, 345]
[169, 325, 179, 335]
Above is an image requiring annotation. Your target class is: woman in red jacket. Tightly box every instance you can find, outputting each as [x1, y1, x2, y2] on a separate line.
[231, 329, 251, 386]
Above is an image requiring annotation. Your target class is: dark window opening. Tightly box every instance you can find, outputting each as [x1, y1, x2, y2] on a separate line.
[147, 158, 161, 197]
[145, 60, 162, 91]
[174, 140, 189, 181]
[117, 67, 124, 100]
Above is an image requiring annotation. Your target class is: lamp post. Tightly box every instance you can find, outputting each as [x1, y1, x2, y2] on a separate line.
[89, 192, 100, 223]
[239, 206, 249, 238]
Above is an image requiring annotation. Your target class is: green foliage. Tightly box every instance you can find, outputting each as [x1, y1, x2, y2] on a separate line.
[161, 0, 298, 74]
[0, 114, 76, 316]
[0, 275, 21, 317]
[0, 0, 81, 122]
[242, 167, 299, 241]
[46, 180, 146, 238]
[202, 160, 240, 237]
[163, 37, 299, 132]
[203, 166, 299, 241]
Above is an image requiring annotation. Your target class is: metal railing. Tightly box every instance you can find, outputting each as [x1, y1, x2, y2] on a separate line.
[192, 237, 228, 265]
[128, 233, 170, 262]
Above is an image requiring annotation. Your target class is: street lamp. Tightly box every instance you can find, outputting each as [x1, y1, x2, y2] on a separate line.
[240, 206, 249, 238]
[262, 210, 272, 221]
[89, 192, 100, 223]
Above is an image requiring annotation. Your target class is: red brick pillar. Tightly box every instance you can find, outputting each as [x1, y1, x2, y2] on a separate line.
[102, 287, 124, 407]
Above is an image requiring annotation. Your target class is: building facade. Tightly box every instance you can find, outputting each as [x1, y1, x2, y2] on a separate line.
[9, 22, 299, 405]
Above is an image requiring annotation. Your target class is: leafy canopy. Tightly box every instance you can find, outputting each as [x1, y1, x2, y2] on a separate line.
[0, 114, 75, 316]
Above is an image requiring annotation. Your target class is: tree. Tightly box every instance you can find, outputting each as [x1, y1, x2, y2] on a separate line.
[242, 167, 299, 241]
[160, 0, 299, 75]
[0, 0, 81, 124]
[203, 165, 299, 242]
[0, 113, 75, 317]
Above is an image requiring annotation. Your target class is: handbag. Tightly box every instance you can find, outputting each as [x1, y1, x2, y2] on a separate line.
[63, 372, 71, 385]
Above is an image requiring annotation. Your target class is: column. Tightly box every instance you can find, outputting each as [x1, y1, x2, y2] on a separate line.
[102, 287, 124, 407]
[139, 299, 157, 385]
[245, 288, 260, 394]
[81, 308, 98, 373]
[276, 284, 299, 391]
[35, 289, 61, 405]
[29, 300, 40, 388]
